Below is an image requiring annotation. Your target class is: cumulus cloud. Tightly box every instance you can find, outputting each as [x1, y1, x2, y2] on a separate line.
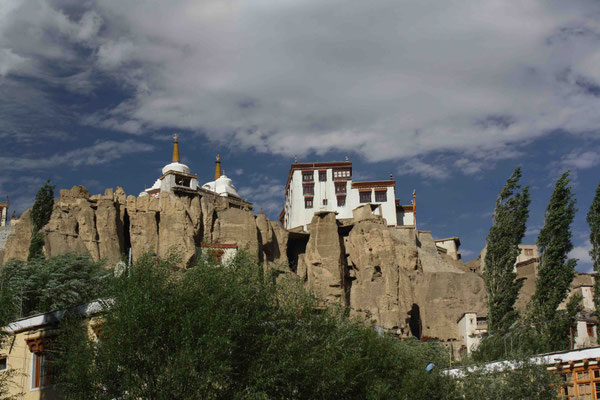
[2, 0, 600, 169]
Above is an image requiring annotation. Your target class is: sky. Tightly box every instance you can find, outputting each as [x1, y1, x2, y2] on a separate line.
[1, 0, 599, 271]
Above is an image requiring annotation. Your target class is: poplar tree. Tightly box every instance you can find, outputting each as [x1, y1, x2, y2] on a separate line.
[28, 180, 55, 260]
[587, 181, 600, 314]
[483, 167, 531, 331]
[530, 172, 577, 328]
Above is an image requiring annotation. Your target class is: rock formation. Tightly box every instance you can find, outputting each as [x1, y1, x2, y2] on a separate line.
[0, 186, 489, 345]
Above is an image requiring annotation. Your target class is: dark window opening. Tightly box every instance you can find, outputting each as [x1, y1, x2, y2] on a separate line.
[337, 196, 346, 207]
[323, 199, 328, 206]
[303, 184, 314, 195]
[359, 191, 371, 203]
[375, 190, 387, 202]
[335, 183, 346, 194]
[319, 170, 327, 181]
[305, 197, 313, 209]
[302, 171, 314, 182]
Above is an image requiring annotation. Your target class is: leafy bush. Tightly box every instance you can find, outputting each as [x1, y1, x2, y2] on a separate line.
[53, 251, 458, 400]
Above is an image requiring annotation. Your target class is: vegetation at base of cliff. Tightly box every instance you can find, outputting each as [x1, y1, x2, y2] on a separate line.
[455, 357, 558, 400]
[483, 167, 530, 331]
[0, 253, 110, 320]
[588, 181, 600, 316]
[53, 251, 458, 400]
[28, 179, 55, 260]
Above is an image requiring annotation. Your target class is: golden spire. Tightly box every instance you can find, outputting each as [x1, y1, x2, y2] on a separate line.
[214, 154, 222, 180]
[172, 133, 180, 163]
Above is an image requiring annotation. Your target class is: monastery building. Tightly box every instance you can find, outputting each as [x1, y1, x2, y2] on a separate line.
[281, 161, 415, 231]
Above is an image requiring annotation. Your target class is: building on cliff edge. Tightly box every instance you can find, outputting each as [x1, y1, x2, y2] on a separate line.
[280, 160, 415, 231]
[139, 134, 252, 210]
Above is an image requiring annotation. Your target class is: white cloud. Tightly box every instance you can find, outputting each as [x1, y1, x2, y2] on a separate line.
[560, 148, 600, 170]
[2, 0, 600, 170]
[569, 239, 593, 264]
[0, 140, 155, 172]
[238, 176, 285, 217]
[398, 159, 449, 180]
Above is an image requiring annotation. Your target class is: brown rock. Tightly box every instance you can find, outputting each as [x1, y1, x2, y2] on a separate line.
[303, 212, 345, 302]
[1, 210, 33, 263]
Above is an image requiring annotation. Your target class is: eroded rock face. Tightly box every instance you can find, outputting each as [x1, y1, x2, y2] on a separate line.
[303, 212, 346, 302]
[0, 186, 286, 268]
[0, 185, 490, 345]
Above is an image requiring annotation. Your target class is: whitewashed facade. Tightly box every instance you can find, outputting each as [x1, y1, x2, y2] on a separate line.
[281, 161, 414, 231]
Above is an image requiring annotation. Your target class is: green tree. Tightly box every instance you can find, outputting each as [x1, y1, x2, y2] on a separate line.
[457, 357, 558, 400]
[53, 252, 459, 400]
[588, 181, 600, 315]
[529, 171, 578, 348]
[0, 253, 109, 320]
[483, 167, 531, 331]
[28, 179, 55, 260]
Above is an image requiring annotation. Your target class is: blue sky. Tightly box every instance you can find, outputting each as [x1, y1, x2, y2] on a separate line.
[1, 0, 599, 270]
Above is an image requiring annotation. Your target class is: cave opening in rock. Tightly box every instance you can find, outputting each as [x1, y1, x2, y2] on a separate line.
[372, 266, 382, 281]
[408, 303, 422, 339]
[286, 232, 309, 273]
[123, 209, 131, 252]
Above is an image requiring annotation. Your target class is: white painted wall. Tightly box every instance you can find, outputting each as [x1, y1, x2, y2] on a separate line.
[457, 313, 487, 355]
[284, 167, 401, 230]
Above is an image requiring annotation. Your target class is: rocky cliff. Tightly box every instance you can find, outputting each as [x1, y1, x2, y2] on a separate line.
[2, 186, 486, 343]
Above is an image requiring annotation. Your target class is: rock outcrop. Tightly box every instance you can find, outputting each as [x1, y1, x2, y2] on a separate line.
[0, 185, 488, 345]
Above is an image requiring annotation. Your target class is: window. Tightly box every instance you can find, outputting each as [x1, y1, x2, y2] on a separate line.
[359, 191, 371, 203]
[333, 169, 351, 180]
[375, 190, 387, 202]
[524, 248, 533, 256]
[319, 170, 327, 182]
[305, 197, 313, 209]
[578, 383, 592, 400]
[337, 196, 346, 207]
[335, 182, 346, 194]
[0, 356, 6, 371]
[323, 199, 328, 206]
[302, 171, 314, 182]
[587, 324, 595, 338]
[32, 352, 51, 389]
[303, 184, 314, 195]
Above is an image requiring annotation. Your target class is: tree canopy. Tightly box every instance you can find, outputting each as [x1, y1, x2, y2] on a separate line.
[28, 179, 55, 260]
[0, 253, 109, 320]
[53, 252, 459, 400]
[588, 181, 600, 315]
[483, 167, 530, 331]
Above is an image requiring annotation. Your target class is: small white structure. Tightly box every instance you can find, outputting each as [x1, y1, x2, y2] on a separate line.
[139, 135, 251, 210]
[457, 312, 488, 355]
[281, 161, 414, 231]
[435, 237, 462, 260]
[516, 244, 539, 264]
[140, 134, 199, 197]
[201, 155, 242, 199]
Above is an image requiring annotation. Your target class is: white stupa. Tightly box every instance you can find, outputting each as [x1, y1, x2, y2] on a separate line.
[140, 134, 198, 197]
[201, 155, 241, 198]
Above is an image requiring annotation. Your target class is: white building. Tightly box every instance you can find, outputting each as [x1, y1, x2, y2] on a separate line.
[139, 134, 251, 210]
[457, 312, 488, 355]
[280, 161, 414, 231]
